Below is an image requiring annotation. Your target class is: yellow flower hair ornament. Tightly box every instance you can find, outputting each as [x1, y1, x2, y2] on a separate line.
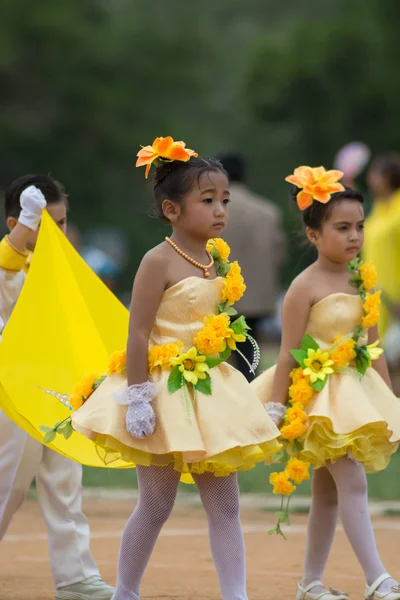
[285, 166, 345, 211]
[136, 136, 198, 179]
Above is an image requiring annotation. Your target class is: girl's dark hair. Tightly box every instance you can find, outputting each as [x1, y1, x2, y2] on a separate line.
[369, 153, 400, 192]
[291, 186, 364, 230]
[152, 156, 227, 221]
[5, 174, 68, 219]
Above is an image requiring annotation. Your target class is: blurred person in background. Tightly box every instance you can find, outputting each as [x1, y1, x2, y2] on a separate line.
[0, 176, 114, 600]
[218, 152, 286, 380]
[364, 153, 400, 389]
[81, 246, 121, 293]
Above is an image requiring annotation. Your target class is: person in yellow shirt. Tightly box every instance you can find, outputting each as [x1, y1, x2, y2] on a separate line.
[364, 153, 400, 338]
[0, 175, 114, 600]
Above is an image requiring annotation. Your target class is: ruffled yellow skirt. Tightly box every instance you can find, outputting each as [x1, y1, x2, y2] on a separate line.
[72, 364, 281, 479]
[252, 365, 400, 473]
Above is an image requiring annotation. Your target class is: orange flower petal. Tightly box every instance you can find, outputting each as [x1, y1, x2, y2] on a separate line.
[136, 145, 158, 167]
[153, 136, 174, 156]
[285, 174, 303, 187]
[297, 190, 314, 210]
[311, 166, 326, 180]
[145, 163, 151, 179]
[168, 145, 194, 162]
[313, 190, 331, 203]
[318, 169, 344, 185]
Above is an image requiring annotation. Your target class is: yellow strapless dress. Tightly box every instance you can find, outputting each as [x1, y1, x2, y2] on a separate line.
[251, 293, 400, 473]
[72, 276, 281, 476]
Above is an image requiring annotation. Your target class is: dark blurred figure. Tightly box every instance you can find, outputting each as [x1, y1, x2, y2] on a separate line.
[219, 152, 286, 380]
[364, 153, 400, 391]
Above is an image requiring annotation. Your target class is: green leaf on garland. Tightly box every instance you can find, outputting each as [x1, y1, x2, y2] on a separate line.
[44, 430, 56, 444]
[311, 377, 327, 392]
[301, 334, 319, 352]
[217, 262, 231, 277]
[231, 315, 250, 335]
[39, 425, 53, 433]
[205, 356, 224, 368]
[195, 373, 212, 395]
[220, 346, 232, 361]
[290, 349, 307, 366]
[168, 366, 184, 393]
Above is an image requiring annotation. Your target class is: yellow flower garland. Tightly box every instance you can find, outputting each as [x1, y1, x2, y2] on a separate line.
[268, 257, 383, 538]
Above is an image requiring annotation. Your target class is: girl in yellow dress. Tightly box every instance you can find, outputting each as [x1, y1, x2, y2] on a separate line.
[252, 166, 400, 600]
[70, 137, 281, 600]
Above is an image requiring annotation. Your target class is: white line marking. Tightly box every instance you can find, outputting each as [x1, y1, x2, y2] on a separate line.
[4, 520, 400, 542]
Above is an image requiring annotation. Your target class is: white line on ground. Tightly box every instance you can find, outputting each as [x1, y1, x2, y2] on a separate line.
[4, 520, 400, 543]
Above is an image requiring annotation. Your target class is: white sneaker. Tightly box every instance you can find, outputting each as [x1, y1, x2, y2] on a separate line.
[55, 575, 115, 600]
[296, 580, 348, 599]
[364, 574, 400, 600]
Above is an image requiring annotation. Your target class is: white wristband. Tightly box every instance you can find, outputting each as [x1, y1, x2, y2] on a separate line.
[113, 381, 158, 406]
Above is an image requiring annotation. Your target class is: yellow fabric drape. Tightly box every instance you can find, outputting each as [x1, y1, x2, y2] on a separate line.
[364, 189, 400, 337]
[0, 211, 133, 468]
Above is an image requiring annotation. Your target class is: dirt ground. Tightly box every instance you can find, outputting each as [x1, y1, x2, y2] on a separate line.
[1, 497, 399, 600]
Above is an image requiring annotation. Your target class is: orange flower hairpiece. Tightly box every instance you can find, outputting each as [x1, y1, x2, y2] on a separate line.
[136, 136, 198, 179]
[285, 166, 345, 211]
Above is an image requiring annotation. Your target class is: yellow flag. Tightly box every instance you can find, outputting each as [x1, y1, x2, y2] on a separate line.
[0, 211, 132, 467]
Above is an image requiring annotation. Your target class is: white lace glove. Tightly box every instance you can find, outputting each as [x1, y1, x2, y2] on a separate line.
[0, 315, 4, 342]
[265, 401, 287, 425]
[113, 381, 158, 439]
[18, 185, 47, 231]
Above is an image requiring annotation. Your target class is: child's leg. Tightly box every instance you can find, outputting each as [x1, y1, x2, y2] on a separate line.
[192, 471, 247, 600]
[301, 466, 339, 592]
[113, 464, 181, 600]
[326, 457, 397, 593]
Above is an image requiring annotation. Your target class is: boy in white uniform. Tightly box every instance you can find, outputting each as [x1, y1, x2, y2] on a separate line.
[0, 175, 114, 600]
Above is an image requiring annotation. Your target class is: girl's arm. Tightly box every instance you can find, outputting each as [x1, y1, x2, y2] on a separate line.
[126, 249, 168, 385]
[270, 279, 312, 406]
[368, 324, 393, 390]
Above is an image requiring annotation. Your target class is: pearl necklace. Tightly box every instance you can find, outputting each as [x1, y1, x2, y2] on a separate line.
[165, 236, 214, 278]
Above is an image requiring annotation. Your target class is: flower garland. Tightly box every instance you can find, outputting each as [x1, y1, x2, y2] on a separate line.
[268, 259, 383, 538]
[40, 239, 259, 437]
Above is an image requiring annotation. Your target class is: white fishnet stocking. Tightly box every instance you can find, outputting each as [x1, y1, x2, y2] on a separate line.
[301, 458, 397, 594]
[112, 465, 247, 600]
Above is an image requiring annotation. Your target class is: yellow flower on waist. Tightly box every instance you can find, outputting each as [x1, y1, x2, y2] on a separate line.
[358, 260, 377, 292]
[148, 341, 183, 374]
[107, 349, 127, 375]
[70, 372, 101, 411]
[303, 348, 334, 383]
[269, 471, 296, 496]
[288, 378, 314, 406]
[330, 339, 356, 368]
[284, 457, 310, 485]
[170, 347, 209, 385]
[206, 238, 230, 263]
[290, 367, 306, 383]
[194, 313, 246, 355]
[366, 339, 384, 361]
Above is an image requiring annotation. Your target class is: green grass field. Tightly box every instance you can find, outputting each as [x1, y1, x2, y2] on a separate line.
[82, 451, 400, 500]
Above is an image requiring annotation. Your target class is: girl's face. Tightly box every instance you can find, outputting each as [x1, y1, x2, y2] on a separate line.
[164, 170, 230, 240]
[308, 199, 365, 264]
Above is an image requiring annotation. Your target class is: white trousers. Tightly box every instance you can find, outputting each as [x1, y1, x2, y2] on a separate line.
[0, 410, 99, 588]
